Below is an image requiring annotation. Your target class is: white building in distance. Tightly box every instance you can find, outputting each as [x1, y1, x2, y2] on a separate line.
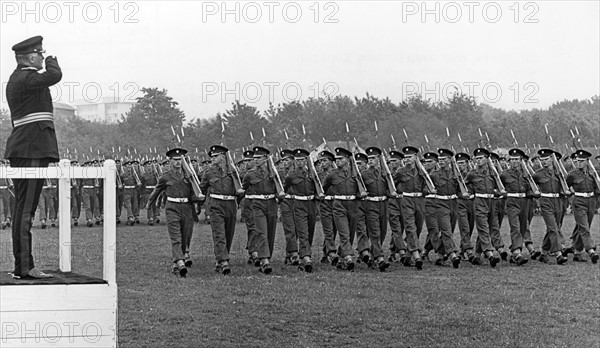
[74, 97, 134, 123]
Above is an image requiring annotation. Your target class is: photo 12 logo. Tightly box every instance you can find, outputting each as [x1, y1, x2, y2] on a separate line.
[1, 1, 140, 24]
[1, 321, 105, 344]
[401, 1, 540, 24]
[201, 1, 340, 23]
[202, 81, 340, 104]
[402, 81, 540, 104]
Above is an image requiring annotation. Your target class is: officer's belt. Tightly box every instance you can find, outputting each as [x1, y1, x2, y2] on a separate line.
[245, 194, 276, 200]
[12, 112, 53, 127]
[402, 192, 423, 198]
[290, 195, 315, 201]
[167, 197, 189, 203]
[210, 193, 236, 200]
[333, 195, 356, 200]
[364, 196, 387, 202]
[574, 192, 594, 198]
[506, 193, 526, 198]
[475, 193, 495, 199]
[145, 185, 156, 189]
[540, 193, 559, 198]
[324, 195, 335, 200]
[124, 186, 136, 189]
[83, 185, 95, 189]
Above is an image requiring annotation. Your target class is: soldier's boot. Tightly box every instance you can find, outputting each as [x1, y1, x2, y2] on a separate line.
[41, 219, 47, 229]
[86, 219, 94, 228]
[376, 257, 390, 272]
[220, 261, 231, 275]
[184, 253, 193, 267]
[413, 251, 423, 270]
[135, 216, 140, 224]
[50, 219, 56, 227]
[303, 257, 313, 273]
[451, 253, 461, 269]
[5, 218, 11, 228]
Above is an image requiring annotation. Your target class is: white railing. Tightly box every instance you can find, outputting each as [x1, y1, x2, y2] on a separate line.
[0, 159, 116, 284]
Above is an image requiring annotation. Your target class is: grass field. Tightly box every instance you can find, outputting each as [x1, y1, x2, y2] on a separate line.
[1, 211, 599, 347]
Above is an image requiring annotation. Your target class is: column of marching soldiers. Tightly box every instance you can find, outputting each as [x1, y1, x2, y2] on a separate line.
[0, 130, 599, 276]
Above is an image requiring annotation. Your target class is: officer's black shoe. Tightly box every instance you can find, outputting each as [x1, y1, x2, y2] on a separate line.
[500, 251, 508, 261]
[530, 251, 541, 260]
[247, 256, 253, 265]
[573, 254, 587, 262]
[451, 256, 461, 269]
[514, 255, 528, 266]
[489, 256, 500, 268]
[178, 266, 187, 278]
[538, 254, 549, 264]
[253, 257, 261, 267]
[5, 220, 10, 228]
[135, 219, 140, 224]
[415, 258, 423, 270]
[41, 223, 47, 229]
[259, 263, 272, 274]
[184, 258, 193, 268]
[591, 253, 599, 264]
[51, 221, 56, 227]
[148, 221, 154, 226]
[556, 255, 568, 265]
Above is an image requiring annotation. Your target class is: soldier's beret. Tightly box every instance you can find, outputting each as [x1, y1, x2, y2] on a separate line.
[537, 148, 554, 159]
[142, 160, 152, 166]
[201, 159, 212, 164]
[554, 151, 563, 160]
[490, 152, 500, 161]
[12, 35, 44, 55]
[253, 146, 270, 157]
[455, 152, 471, 162]
[402, 146, 419, 155]
[209, 145, 228, 157]
[334, 147, 352, 159]
[70, 160, 79, 165]
[573, 149, 592, 159]
[243, 150, 255, 159]
[473, 148, 490, 158]
[437, 148, 454, 158]
[166, 148, 187, 158]
[355, 153, 368, 162]
[422, 152, 439, 161]
[280, 149, 294, 159]
[318, 150, 335, 162]
[389, 151, 404, 160]
[293, 149, 310, 158]
[161, 160, 169, 165]
[365, 147, 382, 157]
[190, 158, 198, 163]
[508, 148, 526, 158]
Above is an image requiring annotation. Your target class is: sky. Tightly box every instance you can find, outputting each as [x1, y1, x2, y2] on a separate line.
[1, 1, 598, 123]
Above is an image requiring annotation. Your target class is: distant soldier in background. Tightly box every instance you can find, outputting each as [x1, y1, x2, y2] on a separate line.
[421, 152, 439, 264]
[387, 151, 409, 265]
[81, 160, 101, 227]
[141, 160, 159, 225]
[279, 150, 298, 265]
[114, 159, 124, 225]
[121, 160, 141, 226]
[455, 153, 476, 263]
[239, 150, 259, 265]
[70, 160, 81, 226]
[37, 164, 57, 229]
[354, 152, 370, 265]
[317, 150, 338, 264]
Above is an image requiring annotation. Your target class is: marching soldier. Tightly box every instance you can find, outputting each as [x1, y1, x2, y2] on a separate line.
[284, 148, 318, 272]
[318, 150, 339, 264]
[141, 160, 159, 225]
[491, 152, 507, 230]
[200, 145, 243, 275]
[464, 148, 502, 267]
[455, 153, 476, 263]
[146, 148, 200, 277]
[121, 160, 142, 226]
[81, 160, 101, 227]
[532, 149, 568, 265]
[354, 152, 370, 265]
[566, 150, 599, 263]
[242, 146, 279, 274]
[387, 150, 409, 265]
[239, 150, 259, 265]
[114, 159, 124, 225]
[37, 165, 57, 229]
[69, 160, 82, 226]
[279, 149, 298, 265]
[421, 152, 439, 263]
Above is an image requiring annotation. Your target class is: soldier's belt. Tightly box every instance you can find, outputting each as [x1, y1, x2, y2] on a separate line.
[324, 195, 335, 200]
[245, 194, 276, 200]
[364, 196, 387, 202]
[574, 192, 594, 198]
[506, 193, 526, 198]
[167, 197, 189, 203]
[540, 193, 560, 198]
[210, 194, 236, 200]
[425, 194, 436, 199]
[290, 195, 315, 201]
[402, 192, 423, 198]
[460, 194, 475, 200]
[42, 186, 56, 189]
[145, 186, 156, 189]
[284, 194, 293, 199]
[124, 186, 136, 189]
[434, 194, 457, 200]
[83, 185, 95, 189]
[12, 112, 53, 127]
[0, 186, 7, 189]
[333, 195, 356, 200]
[475, 193, 495, 199]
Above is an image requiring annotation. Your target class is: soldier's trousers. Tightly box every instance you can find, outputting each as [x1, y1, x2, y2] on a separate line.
[434, 199, 458, 256]
[292, 199, 317, 258]
[539, 197, 563, 254]
[280, 198, 297, 256]
[401, 196, 424, 253]
[356, 201, 369, 254]
[165, 201, 194, 262]
[209, 198, 237, 262]
[37, 188, 55, 221]
[524, 198, 536, 246]
[142, 190, 159, 219]
[496, 198, 506, 229]
[423, 197, 439, 253]
[81, 188, 100, 220]
[122, 188, 139, 219]
[570, 196, 596, 252]
[506, 197, 529, 252]
[473, 197, 498, 253]
[388, 197, 406, 252]
[0, 189, 13, 221]
[252, 198, 278, 259]
[242, 198, 258, 254]
[115, 189, 123, 219]
[71, 188, 81, 220]
[363, 200, 388, 259]
[320, 199, 337, 255]
[457, 198, 475, 252]
[332, 199, 359, 257]
[10, 158, 51, 277]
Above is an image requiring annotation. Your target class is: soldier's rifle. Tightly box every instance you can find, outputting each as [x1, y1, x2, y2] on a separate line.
[267, 154, 286, 198]
[570, 128, 600, 189]
[351, 137, 368, 198]
[543, 124, 571, 195]
[403, 128, 436, 193]
[307, 154, 325, 199]
[511, 129, 540, 195]
[487, 156, 506, 194]
[181, 155, 205, 200]
[226, 152, 245, 195]
[446, 128, 468, 197]
[322, 137, 337, 169]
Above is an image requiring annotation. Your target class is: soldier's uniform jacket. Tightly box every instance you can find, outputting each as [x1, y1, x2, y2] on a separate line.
[141, 171, 158, 190]
[200, 165, 236, 196]
[242, 166, 276, 195]
[121, 169, 137, 187]
[5, 57, 62, 160]
[532, 167, 562, 194]
[148, 169, 195, 203]
[500, 167, 531, 194]
[284, 166, 316, 196]
[396, 165, 426, 194]
[319, 167, 336, 195]
[566, 169, 598, 194]
[430, 167, 459, 196]
[465, 167, 497, 195]
[361, 167, 388, 196]
[323, 167, 358, 196]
